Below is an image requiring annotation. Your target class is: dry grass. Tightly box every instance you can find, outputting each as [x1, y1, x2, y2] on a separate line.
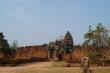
[52, 61, 81, 67]
[91, 67, 110, 73]
[52, 61, 68, 67]
[0, 62, 110, 73]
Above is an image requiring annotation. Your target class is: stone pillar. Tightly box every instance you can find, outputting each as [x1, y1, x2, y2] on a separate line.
[81, 57, 91, 73]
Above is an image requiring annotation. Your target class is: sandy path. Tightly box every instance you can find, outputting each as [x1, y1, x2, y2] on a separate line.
[0, 62, 53, 73]
[0, 62, 110, 73]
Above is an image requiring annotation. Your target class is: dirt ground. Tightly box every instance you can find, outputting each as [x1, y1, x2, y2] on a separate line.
[0, 62, 110, 73]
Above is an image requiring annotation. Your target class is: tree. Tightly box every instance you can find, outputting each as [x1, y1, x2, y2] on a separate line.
[0, 32, 10, 51]
[108, 37, 110, 48]
[83, 23, 110, 60]
[93, 23, 109, 49]
[10, 40, 18, 50]
[9, 40, 18, 62]
[10, 40, 18, 55]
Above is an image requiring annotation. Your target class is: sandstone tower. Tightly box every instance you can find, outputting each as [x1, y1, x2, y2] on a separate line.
[64, 31, 73, 53]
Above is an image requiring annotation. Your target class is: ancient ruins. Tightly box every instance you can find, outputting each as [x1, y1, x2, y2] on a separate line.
[0, 31, 110, 66]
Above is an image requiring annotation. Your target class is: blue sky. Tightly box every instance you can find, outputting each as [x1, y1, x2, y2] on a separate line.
[0, 0, 110, 46]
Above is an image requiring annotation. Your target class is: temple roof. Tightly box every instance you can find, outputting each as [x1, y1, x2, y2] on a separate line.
[64, 31, 73, 41]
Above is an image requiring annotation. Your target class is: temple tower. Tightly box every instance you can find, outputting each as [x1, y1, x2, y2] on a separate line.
[64, 31, 73, 53]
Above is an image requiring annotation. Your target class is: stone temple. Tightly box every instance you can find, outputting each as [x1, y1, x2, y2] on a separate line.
[1, 31, 99, 65]
[64, 31, 73, 53]
[48, 31, 74, 61]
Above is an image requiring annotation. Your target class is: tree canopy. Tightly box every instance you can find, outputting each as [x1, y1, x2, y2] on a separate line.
[0, 32, 9, 51]
[83, 23, 110, 49]
[83, 23, 110, 60]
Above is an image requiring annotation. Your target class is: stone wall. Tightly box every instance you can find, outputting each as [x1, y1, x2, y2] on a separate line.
[15, 45, 48, 61]
[62, 48, 89, 62]
[0, 52, 4, 59]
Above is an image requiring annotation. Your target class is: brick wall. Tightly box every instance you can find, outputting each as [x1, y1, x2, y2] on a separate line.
[15, 45, 48, 60]
[0, 52, 4, 59]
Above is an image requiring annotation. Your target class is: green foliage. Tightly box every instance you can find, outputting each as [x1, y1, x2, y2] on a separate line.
[84, 23, 110, 49]
[0, 32, 10, 51]
[83, 23, 110, 59]
[88, 51, 102, 60]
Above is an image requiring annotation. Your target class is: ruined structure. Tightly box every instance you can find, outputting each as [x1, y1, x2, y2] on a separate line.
[48, 40, 64, 61]
[0, 31, 110, 66]
[48, 31, 74, 61]
[64, 31, 73, 53]
[63, 31, 73, 62]
[0, 31, 86, 64]
[13, 45, 48, 64]
[14, 31, 75, 63]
